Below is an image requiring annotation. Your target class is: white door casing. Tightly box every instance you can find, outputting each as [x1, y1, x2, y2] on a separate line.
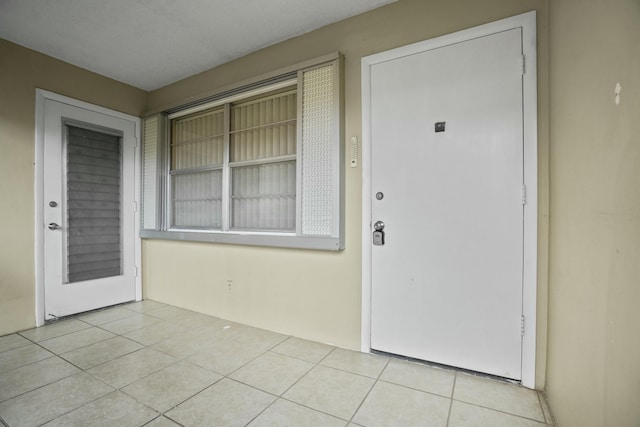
[35, 90, 142, 323]
[361, 12, 538, 387]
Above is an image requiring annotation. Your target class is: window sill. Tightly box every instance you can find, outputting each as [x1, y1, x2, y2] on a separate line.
[139, 229, 344, 251]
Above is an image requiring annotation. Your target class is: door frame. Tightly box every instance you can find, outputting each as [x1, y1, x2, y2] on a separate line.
[34, 89, 142, 326]
[360, 11, 538, 388]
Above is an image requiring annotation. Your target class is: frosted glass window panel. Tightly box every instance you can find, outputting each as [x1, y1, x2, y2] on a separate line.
[230, 90, 297, 162]
[172, 109, 224, 170]
[172, 170, 223, 228]
[301, 64, 336, 237]
[142, 116, 159, 230]
[66, 126, 122, 283]
[231, 161, 296, 231]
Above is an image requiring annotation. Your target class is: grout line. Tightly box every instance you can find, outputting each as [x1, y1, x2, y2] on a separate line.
[536, 389, 547, 424]
[346, 356, 390, 425]
[446, 372, 457, 427]
[451, 398, 548, 424]
[0, 357, 82, 404]
[537, 389, 555, 425]
[18, 320, 93, 344]
[6, 301, 547, 426]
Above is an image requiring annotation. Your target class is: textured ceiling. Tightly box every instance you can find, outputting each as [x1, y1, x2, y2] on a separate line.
[0, 0, 395, 91]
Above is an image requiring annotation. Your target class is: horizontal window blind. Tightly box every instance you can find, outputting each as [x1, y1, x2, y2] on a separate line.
[66, 125, 122, 283]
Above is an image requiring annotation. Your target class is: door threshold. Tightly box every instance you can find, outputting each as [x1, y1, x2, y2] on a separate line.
[43, 300, 136, 325]
[370, 349, 522, 386]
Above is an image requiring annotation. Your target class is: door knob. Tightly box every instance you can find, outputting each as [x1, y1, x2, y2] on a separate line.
[373, 221, 385, 231]
[48, 223, 61, 230]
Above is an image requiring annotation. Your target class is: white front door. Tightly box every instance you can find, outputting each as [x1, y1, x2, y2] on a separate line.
[368, 27, 526, 379]
[43, 99, 138, 319]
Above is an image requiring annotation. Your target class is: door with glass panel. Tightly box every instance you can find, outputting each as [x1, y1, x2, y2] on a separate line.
[43, 99, 137, 319]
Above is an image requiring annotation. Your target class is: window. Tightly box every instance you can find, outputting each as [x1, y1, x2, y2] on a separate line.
[140, 56, 344, 250]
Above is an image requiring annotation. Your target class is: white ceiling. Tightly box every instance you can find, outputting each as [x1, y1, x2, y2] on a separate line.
[0, 0, 395, 91]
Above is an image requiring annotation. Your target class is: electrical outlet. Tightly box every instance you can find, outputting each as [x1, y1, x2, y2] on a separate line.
[227, 279, 233, 291]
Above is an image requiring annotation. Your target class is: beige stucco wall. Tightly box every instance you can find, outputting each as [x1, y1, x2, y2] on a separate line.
[0, 39, 147, 336]
[546, 0, 640, 425]
[144, 0, 550, 386]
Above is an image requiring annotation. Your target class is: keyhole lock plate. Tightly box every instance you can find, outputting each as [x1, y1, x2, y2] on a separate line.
[373, 220, 385, 246]
[373, 230, 385, 246]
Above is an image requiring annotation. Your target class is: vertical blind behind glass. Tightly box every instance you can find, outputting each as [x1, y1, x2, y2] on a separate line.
[66, 125, 122, 283]
[171, 109, 224, 228]
[230, 89, 297, 231]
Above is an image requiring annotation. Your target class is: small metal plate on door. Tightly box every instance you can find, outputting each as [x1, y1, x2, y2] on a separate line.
[435, 122, 446, 132]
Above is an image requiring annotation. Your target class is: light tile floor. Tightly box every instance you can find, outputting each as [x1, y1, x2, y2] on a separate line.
[0, 300, 555, 427]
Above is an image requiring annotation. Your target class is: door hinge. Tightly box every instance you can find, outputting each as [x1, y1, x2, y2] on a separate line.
[133, 266, 138, 277]
[521, 55, 526, 75]
[521, 315, 525, 336]
[521, 184, 527, 205]
[133, 201, 138, 212]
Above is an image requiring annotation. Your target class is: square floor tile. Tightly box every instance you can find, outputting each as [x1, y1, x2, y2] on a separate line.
[143, 305, 196, 321]
[77, 306, 138, 326]
[60, 336, 143, 369]
[0, 356, 79, 402]
[122, 360, 221, 412]
[227, 326, 288, 352]
[448, 400, 547, 427]
[123, 300, 168, 313]
[0, 373, 113, 426]
[283, 365, 375, 420]
[42, 391, 158, 427]
[152, 329, 222, 359]
[145, 416, 182, 427]
[88, 348, 178, 388]
[39, 327, 115, 354]
[0, 334, 31, 353]
[188, 339, 265, 375]
[320, 348, 389, 378]
[230, 351, 313, 395]
[165, 378, 276, 427]
[353, 380, 450, 427]
[453, 374, 544, 422]
[0, 343, 52, 374]
[19, 319, 90, 342]
[175, 313, 229, 330]
[271, 336, 334, 364]
[123, 321, 189, 346]
[248, 399, 346, 427]
[100, 313, 163, 335]
[380, 359, 455, 397]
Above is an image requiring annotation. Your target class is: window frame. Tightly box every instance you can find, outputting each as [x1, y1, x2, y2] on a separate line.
[140, 54, 344, 251]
